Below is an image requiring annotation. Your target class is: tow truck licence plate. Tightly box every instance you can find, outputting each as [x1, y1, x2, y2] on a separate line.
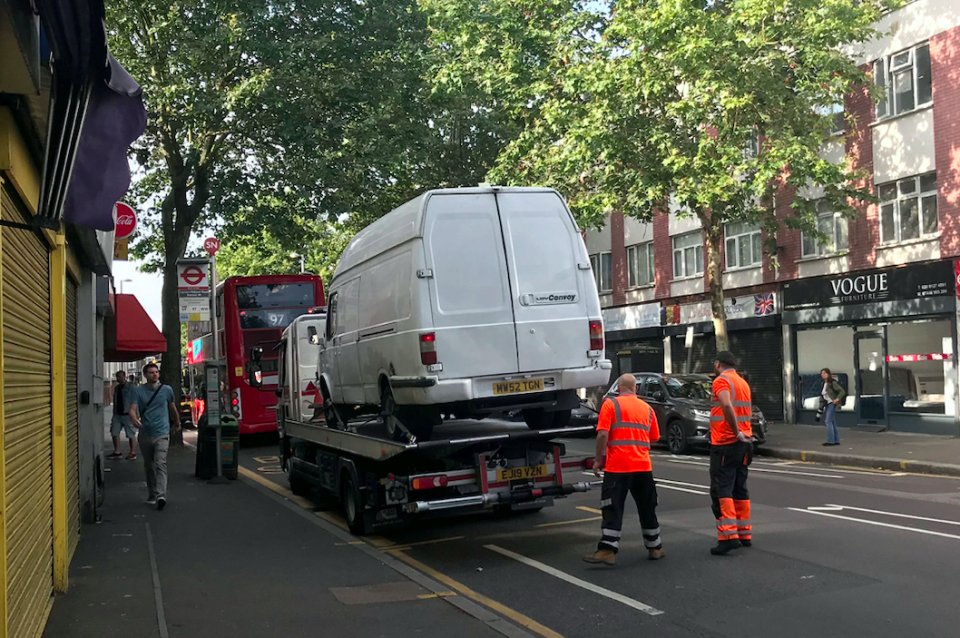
[497, 464, 548, 482]
[493, 379, 544, 395]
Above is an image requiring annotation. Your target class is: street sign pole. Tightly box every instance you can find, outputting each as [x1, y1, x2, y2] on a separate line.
[208, 253, 230, 483]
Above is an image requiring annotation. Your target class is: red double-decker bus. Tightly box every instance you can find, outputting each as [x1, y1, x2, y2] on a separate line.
[188, 274, 325, 434]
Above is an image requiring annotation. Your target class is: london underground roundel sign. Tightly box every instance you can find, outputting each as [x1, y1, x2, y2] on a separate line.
[114, 203, 137, 239]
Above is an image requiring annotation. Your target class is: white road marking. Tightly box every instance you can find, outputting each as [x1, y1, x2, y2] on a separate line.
[823, 504, 960, 527]
[788, 508, 960, 541]
[656, 478, 711, 490]
[666, 458, 844, 479]
[658, 484, 710, 496]
[484, 545, 664, 616]
[807, 506, 844, 512]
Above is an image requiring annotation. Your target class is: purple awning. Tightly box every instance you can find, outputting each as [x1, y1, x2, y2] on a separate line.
[62, 53, 146, 231]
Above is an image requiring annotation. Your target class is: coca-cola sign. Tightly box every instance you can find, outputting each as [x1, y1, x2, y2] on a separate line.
[114, 202, 137, 239]
[783, 261, 953, 311]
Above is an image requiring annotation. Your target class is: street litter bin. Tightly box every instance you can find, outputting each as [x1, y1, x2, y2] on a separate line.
[196, 414, 240, 480]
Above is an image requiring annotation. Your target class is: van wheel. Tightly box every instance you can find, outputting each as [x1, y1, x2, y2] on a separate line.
[322, 386, 345, 430]
[522, 408, 554, 430]
[341, 473, 368, 535]
[380, 384, 405, 442]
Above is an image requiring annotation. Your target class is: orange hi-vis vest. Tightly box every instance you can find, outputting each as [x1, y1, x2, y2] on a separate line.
[597, 394, 660, 473]
[710, 370, 752, 446]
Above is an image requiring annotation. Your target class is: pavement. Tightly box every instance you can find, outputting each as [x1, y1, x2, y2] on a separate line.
[758, 422, 960, 477]
[45, 421, 960, 638]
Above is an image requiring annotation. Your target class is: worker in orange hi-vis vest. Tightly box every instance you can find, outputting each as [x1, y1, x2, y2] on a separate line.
[709, 351, 753, 556]
[583, 374, 664, 567]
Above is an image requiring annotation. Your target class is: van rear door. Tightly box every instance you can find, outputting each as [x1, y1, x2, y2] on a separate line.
[423, 192, 520, 378]
[496, 190, 593, 373]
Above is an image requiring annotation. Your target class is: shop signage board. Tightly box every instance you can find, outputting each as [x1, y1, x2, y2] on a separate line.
[602, 302, 661, 332]
[177, 260, 211, 322]
[783, 261, 954, 311]
[663, 293, 779, 326]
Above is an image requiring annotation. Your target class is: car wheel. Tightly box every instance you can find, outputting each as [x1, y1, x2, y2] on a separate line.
[667, 420, 689, 455]
[341, 472, 368, 535]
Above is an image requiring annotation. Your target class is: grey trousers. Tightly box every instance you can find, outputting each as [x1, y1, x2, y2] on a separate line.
[139, 434, 170, 499]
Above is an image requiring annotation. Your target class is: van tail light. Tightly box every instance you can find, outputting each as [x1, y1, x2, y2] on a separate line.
[420, 332, 437, 365]
[412, 475, 449, 490]
[589, 320, 603, 351]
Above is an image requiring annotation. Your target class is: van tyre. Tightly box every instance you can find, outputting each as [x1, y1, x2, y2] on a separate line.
[341, 473, 368, 535]
[380, 384, 405, 442]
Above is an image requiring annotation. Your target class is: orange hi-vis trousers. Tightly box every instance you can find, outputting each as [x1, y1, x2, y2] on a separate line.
[710, 442, 751, 542]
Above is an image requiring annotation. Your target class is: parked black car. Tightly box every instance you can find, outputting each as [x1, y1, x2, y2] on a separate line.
[604, 373, 768, 454]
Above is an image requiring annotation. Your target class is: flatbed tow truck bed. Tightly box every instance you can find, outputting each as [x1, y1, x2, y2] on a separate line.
[280, 417, 600, 534]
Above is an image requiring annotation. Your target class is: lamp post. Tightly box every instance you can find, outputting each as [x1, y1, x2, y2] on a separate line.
[289, 252, 305, 274]
[119, 278, 133, 294]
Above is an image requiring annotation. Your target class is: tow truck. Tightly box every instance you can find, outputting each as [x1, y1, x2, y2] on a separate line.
[248, 312, 602, 534]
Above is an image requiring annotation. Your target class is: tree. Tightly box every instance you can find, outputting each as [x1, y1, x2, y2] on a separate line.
[479, 0, 896, 350]
[108, 0, 449, 388]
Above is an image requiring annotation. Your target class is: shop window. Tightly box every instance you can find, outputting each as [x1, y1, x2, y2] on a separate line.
[879, 172, 938, 244]
[672, 232, 703, 279]
[886, 320, 955, 416]
[796, 326, 855, 412]
[724, 221, 762, 270]
[627, 242, 655, 288]
[590, 252, 612, 293]
[801, 200, 849, 258]
[874, 43, 932, 119]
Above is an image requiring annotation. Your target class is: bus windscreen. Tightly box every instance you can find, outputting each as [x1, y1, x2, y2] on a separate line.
[236, 283, 314, 329]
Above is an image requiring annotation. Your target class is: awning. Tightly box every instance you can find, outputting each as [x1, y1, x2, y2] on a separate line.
[104, 293, 166, 362]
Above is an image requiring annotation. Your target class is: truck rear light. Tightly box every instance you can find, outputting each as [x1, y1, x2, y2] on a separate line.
[231, 390, 241, 417]
[420, 332, 437, 365]
[411, 475, 449, 490]
[589, 320, 603, 351]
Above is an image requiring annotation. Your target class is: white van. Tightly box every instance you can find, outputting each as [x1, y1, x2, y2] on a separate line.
[319, 187, 612, 440]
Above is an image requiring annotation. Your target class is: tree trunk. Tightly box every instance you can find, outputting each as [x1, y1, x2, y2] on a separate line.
[160, 254, 183, 391]
[703, 219, 730, 352]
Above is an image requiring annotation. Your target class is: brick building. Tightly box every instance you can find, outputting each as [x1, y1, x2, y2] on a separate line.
[585, 1, 960, 435]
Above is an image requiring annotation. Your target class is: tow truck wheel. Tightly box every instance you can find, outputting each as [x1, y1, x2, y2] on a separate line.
[286, 457, 309, 497]
[341, 473, 368, 535]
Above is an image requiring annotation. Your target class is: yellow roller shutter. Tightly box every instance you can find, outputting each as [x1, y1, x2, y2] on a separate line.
[66, 277, 80, 559]
[2, 188, 53, 638]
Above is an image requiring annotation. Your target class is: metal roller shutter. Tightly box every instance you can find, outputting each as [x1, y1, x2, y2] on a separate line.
[2, 190, 54, 638]
[66, 277, 80, 559]
[670, 329, 784, 421]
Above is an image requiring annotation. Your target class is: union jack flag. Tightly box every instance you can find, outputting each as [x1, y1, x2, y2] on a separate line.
[754, 293, 775, 316]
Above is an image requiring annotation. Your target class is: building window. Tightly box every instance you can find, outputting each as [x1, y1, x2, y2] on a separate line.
[801, 200, 849, 257]
[874, 43, 932, 119]
[627, 243, 655, 288]
[743, 130, 760, 160]
[590, 252, 612, 293]
[672, 232, 703, 279]
[816, 103, 845, 135]
[724, 222, 762, 269]
[879, 172, 938, 245]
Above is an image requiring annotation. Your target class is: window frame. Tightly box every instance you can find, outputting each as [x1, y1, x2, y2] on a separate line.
[874, 43, 932, 120]
[724, 222, 762, 270]
[590, 252, 613, 293]
[627, 242, 656, 289]
[801, 200, 849, 258]
[672, 232, 704, 279]
[878, 172, 939, 245]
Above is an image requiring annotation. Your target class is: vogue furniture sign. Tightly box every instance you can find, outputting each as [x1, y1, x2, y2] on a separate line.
[782, 261, 954, 311]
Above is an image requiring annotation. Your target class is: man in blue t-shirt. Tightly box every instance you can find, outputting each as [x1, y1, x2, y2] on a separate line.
[129, 362, 180, 510]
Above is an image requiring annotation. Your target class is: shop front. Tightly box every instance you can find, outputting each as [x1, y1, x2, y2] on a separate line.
[782, 260, 957, 435]
[663, 293, 783, 421]
[602, 302, 664, 380]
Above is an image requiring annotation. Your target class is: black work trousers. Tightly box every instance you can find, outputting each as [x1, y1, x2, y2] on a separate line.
[598, 471, 661, 553]
[709, 442, 751, 524]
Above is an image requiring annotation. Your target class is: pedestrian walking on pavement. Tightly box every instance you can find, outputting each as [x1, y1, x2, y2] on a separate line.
[709, 351, 753, 556]
[109, 371, 138, 460]
[818, 368, 846, 447]
[583, 373, 664, 566]
[129, 362, 180, 510]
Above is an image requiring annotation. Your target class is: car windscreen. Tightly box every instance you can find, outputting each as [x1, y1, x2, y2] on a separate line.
[663, 377, 711, 400]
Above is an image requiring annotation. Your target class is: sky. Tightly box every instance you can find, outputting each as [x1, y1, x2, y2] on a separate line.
[113, 258, 164, 329]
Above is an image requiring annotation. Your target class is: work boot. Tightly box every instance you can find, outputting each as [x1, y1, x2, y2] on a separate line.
[710, 539, 742, 556]
[740, 539, 752, 548]
[582, 550, 616, 566]
[648, 547, 665, 560]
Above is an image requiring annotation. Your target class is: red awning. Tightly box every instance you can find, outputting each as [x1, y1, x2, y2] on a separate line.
[104, 293, 166, 362]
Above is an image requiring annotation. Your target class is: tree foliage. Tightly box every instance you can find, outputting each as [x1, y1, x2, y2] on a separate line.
[439, 0, 896, 349]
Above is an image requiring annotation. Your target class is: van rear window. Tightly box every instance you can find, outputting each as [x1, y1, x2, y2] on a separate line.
[507, 212, 578, 294]
[430, 212, 509, 314]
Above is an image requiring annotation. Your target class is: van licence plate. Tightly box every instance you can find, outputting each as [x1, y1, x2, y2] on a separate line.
[493, 379, 544, 395]
[497, 464, 548, 482]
